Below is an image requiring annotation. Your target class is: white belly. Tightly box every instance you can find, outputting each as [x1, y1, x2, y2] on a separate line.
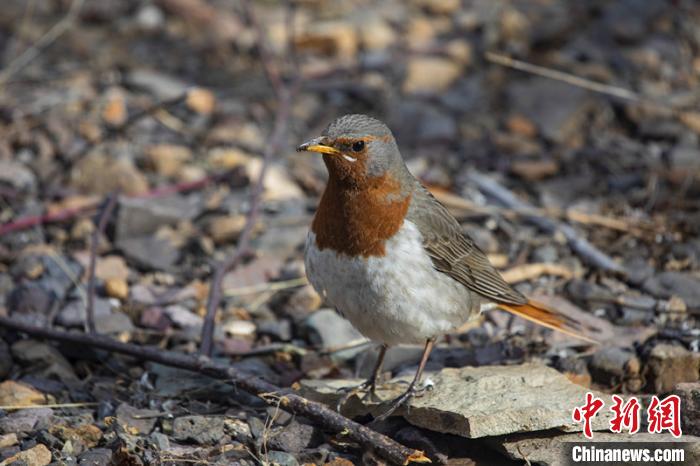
[304, 220, 480, 345]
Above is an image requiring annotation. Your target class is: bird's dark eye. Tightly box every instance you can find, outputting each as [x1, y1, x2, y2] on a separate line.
[352, 140, 365, 152]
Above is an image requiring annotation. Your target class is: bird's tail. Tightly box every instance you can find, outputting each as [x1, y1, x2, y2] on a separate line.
[497, 300, 598, 344]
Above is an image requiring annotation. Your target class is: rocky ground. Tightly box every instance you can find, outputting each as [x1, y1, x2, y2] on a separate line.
[0, 0, 699, 465]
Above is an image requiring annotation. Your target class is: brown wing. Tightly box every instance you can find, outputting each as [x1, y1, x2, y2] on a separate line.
[406, 185, 527, 305]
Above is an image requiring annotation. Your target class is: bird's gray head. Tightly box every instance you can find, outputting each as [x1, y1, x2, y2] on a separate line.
[297, 114, 408, 187]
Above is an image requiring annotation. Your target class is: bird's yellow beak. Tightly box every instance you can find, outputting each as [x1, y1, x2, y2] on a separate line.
[296, 137, 340, 155]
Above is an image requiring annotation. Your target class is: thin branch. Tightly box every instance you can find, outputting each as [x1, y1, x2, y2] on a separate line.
[467, 173, 626, 274]
[0, 167, 239, 236]
[46, 250, 86, 325]
[0, 315, 428, 465]
[225, 342, 307, 358]
[137, 167, 240, 200]
[199, 85, 297, 356]
[155, 0, 244, 45]
[0, 203, 96, 236]
[0, 0, 85, 87]
[223, 277, 307, 297]
[433, 189, 654, 236]
[199, 0, 300, 357]
[485, 51, 700, 119]
[283, 0, 300, 79]
[1, 402, 99, 411]
[85, 192, 119, 334]
[69, 91, 189, 164]
[500, 262, 578, 284]
[239, 0, 284, 97]
[485, 52, 641, 103]
[0, 90, 195, 237]
[37, 91, 191, 194]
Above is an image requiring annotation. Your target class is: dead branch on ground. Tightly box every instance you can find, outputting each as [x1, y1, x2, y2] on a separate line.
[467, 173, 626, 274]
[0, 0, 85, 87]
[85, 192, 119, 334]
[199, 0, 300, 357]
[0, 315, 428, 465]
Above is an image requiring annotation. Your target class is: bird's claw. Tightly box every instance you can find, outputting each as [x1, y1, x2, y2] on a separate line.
[390, 377, 434, 395]
[336, 379, 378, 412]
[371, 384, 418, 422]
[369, 377, 435, 422]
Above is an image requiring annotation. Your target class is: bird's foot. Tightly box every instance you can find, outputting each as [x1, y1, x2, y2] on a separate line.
[371, 378, 434, 422]
[336, 379, 379, 412]
[370, 377, 435, 422]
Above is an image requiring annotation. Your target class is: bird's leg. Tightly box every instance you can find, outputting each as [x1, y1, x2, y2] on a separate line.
[363, 343, 388, 398]
[336, 344, 388, 411]
[373, 338, 435, 422]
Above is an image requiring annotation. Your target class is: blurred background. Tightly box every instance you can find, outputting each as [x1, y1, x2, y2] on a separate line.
[0, 0, 699, 464]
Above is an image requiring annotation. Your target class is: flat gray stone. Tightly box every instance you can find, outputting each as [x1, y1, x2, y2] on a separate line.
[94, 311, 135, 335]
[57, 298, 111, 328]
[77, 448, 112, 466]
[674, 383, 700, 437]
[265, 451, 298, 466]
[589, 347, 640, 388]
[11, 340, 78, 383]
[266, 419, 319, 454]
[0, 160, 36, 192]
[508, 79, 595, 144]
[116, 195, 202, 241]
[125, 69, 188, 101]
[0, 408, 53, 435]
[300, 363, 615, 438]
[115, 403, 160, 435]
[644, 271, 700, 309]
[646, 344, 700, 393]
[172, 415, 225, 445]
[164, 304, 202, 330]
[117, 235, 180, 272]
[147, 363, 230, 398]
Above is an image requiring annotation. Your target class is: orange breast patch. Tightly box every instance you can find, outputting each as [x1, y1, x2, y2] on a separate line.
[311, 173, 411, 257]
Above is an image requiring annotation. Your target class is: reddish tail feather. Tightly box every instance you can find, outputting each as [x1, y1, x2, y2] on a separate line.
[498, 300, 598, 344]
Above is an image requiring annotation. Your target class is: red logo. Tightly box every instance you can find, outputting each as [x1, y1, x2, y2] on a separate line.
[647, 395, 682, 438]
[572, 392, 605, 439]
[573, 393, 682, 438]
[609, 395, 641, 434]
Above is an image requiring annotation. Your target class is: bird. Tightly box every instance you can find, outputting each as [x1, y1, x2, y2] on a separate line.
[297, 114, 593, 420]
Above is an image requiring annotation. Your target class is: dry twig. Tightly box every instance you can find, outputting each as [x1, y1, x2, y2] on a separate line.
[0, 402, 99, 411]
[467, 173, 626, 274]
[199, 86, 296, 356]
[0, 90, 203, 238]
[485, 52, 641, 103]
[85, 193, 119, 334]
[433, 189, 653, 236]
[501, 262, 578, 284]
[0, 203, 97, 236]
[224, 277, 307, 297]
[0, 0, 85, 87]
[0, 168, 240, 236]
[69, 92, 189, 165]
[0, 315, 428, 465]
[155, 0, 244, 44]
[199, 0, 300, 357]
[485, 52, 700, 130]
